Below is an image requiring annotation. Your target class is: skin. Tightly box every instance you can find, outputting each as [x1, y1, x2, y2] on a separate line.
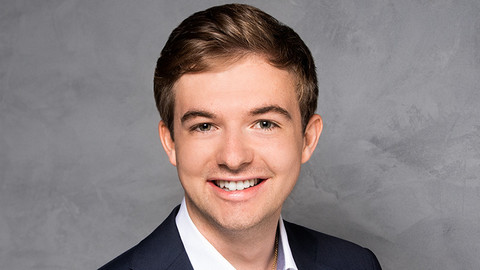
[159, 55, 322, 269]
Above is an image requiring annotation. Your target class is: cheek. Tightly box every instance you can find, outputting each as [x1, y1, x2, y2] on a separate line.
[260, 136, 303, 174]
[175, 138, 217, 175]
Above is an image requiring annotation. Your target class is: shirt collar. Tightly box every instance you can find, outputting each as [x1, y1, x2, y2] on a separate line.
[278, 213, 298, 270]
[175, 198, 298, 270]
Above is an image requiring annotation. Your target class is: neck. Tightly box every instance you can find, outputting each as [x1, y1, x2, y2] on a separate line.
[216, 220, 279, 270]
[190, 208, 281, 270]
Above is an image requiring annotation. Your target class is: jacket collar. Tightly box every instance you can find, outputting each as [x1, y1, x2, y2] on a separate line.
[284, 220, 336, 270]
[130, 205, 194, 270]
[128, 206, 334, 270]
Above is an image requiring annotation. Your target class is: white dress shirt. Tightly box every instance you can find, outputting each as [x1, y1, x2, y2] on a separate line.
[175, 198, 298, 270]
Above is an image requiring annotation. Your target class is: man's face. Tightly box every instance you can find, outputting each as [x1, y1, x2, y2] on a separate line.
[159, 55, 321, 233]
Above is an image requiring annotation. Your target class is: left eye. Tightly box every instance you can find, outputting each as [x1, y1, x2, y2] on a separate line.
[195, 123, 213, 132]
[254, 120, 277, 130]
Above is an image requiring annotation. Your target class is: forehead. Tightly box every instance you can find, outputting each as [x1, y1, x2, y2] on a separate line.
[173, 55, 299, 115]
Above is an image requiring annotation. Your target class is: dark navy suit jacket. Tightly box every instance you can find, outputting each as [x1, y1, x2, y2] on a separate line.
[99, 206, 381, 270]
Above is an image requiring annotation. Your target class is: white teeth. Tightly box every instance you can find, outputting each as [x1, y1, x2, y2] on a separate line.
[228, 182, 236, 191]
[216, 179, 261, 191]
[237, 182, 245, 190]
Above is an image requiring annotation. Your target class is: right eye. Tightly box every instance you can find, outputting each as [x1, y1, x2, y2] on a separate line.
[192, 123, 213, 132]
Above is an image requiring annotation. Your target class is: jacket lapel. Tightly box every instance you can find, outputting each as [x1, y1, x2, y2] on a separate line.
[285, 220, 335, 270]
[128, 209, 337, 270]
[130, 206, 194, 270]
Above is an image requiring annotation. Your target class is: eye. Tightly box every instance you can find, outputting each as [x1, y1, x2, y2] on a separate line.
[192, 123, 214, 132]
[254, 120, 278, 130]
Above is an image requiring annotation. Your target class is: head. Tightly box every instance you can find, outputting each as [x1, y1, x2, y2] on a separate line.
[155, 4, 323, 235]
[154, 3, 318, 138]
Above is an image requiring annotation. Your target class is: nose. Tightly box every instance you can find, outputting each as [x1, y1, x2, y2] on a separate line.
[216, 130, 253, 172]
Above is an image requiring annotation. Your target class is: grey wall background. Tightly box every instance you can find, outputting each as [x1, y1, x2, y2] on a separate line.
[1, 0, 479, 269]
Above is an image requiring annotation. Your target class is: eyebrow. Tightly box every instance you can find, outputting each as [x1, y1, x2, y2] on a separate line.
[250, 105, 292, 119]
[180, 105, 292, 124]
[181, 110, 216, 123]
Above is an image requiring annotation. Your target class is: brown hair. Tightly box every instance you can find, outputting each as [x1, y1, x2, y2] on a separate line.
[154, 4, 317, 137]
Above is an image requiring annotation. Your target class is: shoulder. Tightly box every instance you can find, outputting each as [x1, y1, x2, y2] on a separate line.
[284, 221, 381, 270]
[98, 247, 135, 270]
[98, 206, 192, 270]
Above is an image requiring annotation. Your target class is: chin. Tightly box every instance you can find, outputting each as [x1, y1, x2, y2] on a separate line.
[214, 218, 262, 233]
[212, 209, 279, 233]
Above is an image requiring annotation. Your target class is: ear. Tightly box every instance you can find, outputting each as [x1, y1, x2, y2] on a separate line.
[158, 121, 177, 166]
[301, 114, 323, 164]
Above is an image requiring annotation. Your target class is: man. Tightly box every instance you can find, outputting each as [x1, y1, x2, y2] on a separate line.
[100, 4, 381, 270]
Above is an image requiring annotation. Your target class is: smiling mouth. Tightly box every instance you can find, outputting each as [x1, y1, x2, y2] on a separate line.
[213, 179, 264, 191]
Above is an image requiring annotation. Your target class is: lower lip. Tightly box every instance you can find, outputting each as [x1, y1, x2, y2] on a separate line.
[208, 179, 267, 201]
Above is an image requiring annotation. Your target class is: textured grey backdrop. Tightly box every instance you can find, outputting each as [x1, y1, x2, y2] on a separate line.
[1, 0, 479, 269]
